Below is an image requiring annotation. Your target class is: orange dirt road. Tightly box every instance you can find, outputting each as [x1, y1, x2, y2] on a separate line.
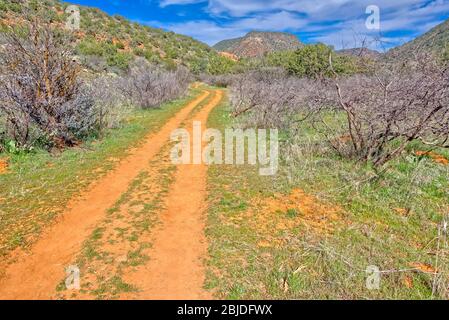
[0, 90, 211, 300]
[124, 89, 223, 300]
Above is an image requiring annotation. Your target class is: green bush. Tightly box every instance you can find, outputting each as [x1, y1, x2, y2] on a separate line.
[163, 57, 177, 71]
[133, 47, 145, 57]
[267, 44, 357, 78]
[266, 50, 296, 68]
[77, 38, 117, 57]
[207, 54, 237, 75]
[165, 46, 179, 59]
[189, 58, 209, 74]
[131, 32, 148, 47]
[142, 50, 163, 65]
[107, 51, 133, 70]
[0, 1, 8, 12]
[115, 41, 125, 50]
[77, 38, 106, 56]
[3, 0, 22, 13]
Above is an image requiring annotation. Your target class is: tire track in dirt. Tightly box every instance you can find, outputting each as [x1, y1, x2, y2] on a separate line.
[122, 89, 224, 300]
[0, 90, 211, 300]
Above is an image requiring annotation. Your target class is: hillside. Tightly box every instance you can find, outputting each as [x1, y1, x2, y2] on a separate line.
[337, 47, 382, 60]
[387, 18, 449, 59]
[213, 31, 303, 58]
[0, 0, 222, 73]
[213, 37, 241, 52]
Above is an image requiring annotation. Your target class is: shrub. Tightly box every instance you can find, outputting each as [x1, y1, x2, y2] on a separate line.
[229, 68, 320, 129]
[325, 53, 449, 167]
[133, 47, 145, 57]
[0, 0, 21, 13]
[80, 55, 108, 72]
[86, 76, 132, 134]
[115, 41, 125, 50]
[207, 54, 237, 75]
[58, 85, 98, 140]
[229, 54, 449, 168]
[163, 57, 177, 71]
[265, 50, 296, 69]
[267, 44, 357, 78]
[117, 58, 190, 109]
[0, 22, 101, 149]
[199, 74, 237, 88]
[107, 51, 133, 70]
[189, 57, 209, 75]
[165, 46, 179, 59]
[77, 37, 112, 56]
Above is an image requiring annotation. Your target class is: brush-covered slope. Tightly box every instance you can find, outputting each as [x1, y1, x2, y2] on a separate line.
[337, 47, 383, 60]
[0, 0, 222, 73]
[214, 31, 303, 58]
[387, 18, 449, 59]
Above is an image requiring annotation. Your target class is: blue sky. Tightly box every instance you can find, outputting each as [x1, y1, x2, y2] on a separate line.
[70, 0, 449, 51]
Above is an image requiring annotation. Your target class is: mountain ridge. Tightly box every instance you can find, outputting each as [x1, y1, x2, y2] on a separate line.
[213, 31, 303, 58]
[386, 18, 449, 59]
[337, 47, 383, 60]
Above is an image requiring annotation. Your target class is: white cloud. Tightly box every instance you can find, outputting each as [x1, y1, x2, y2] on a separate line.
[159, 0, 206, 7]
[150, 20, 244, 45]
[149, 11, 306, 45]
[230, 11, 306, 31]
[153, 0, 449, 49]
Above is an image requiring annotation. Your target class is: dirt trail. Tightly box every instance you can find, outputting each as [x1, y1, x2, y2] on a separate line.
[0, 91, 210, 300]
[123, 89, 223, 300]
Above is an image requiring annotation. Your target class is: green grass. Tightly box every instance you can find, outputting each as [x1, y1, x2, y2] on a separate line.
[0, 88, 204, 257]
[92, 275, 137, 299]
[206, 92, 449, 300]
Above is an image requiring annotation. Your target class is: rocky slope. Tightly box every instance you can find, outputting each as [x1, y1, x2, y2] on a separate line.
[214, 31, 303, 58]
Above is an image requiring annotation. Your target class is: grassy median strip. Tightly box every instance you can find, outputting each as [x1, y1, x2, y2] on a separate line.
[56, 144, 177, 300]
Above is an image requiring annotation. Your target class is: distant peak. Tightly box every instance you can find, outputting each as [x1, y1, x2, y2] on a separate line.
[213, 31, 303, 58]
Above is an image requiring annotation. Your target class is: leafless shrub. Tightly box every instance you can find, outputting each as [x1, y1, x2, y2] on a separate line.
[0, 22, 189, 151]
[80, 55, 108, 73]
[118, 58, 190, 109]
[62, 76, 131, 139]
[230, 55, 449, 168]
[58, 85, 97, 140]
[88, 76, 131, 131]
[199, 74, 237, 88]
[229, 68, 324, 129]
[327, 53, 449, 167]
[0, 22, 88, 148]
